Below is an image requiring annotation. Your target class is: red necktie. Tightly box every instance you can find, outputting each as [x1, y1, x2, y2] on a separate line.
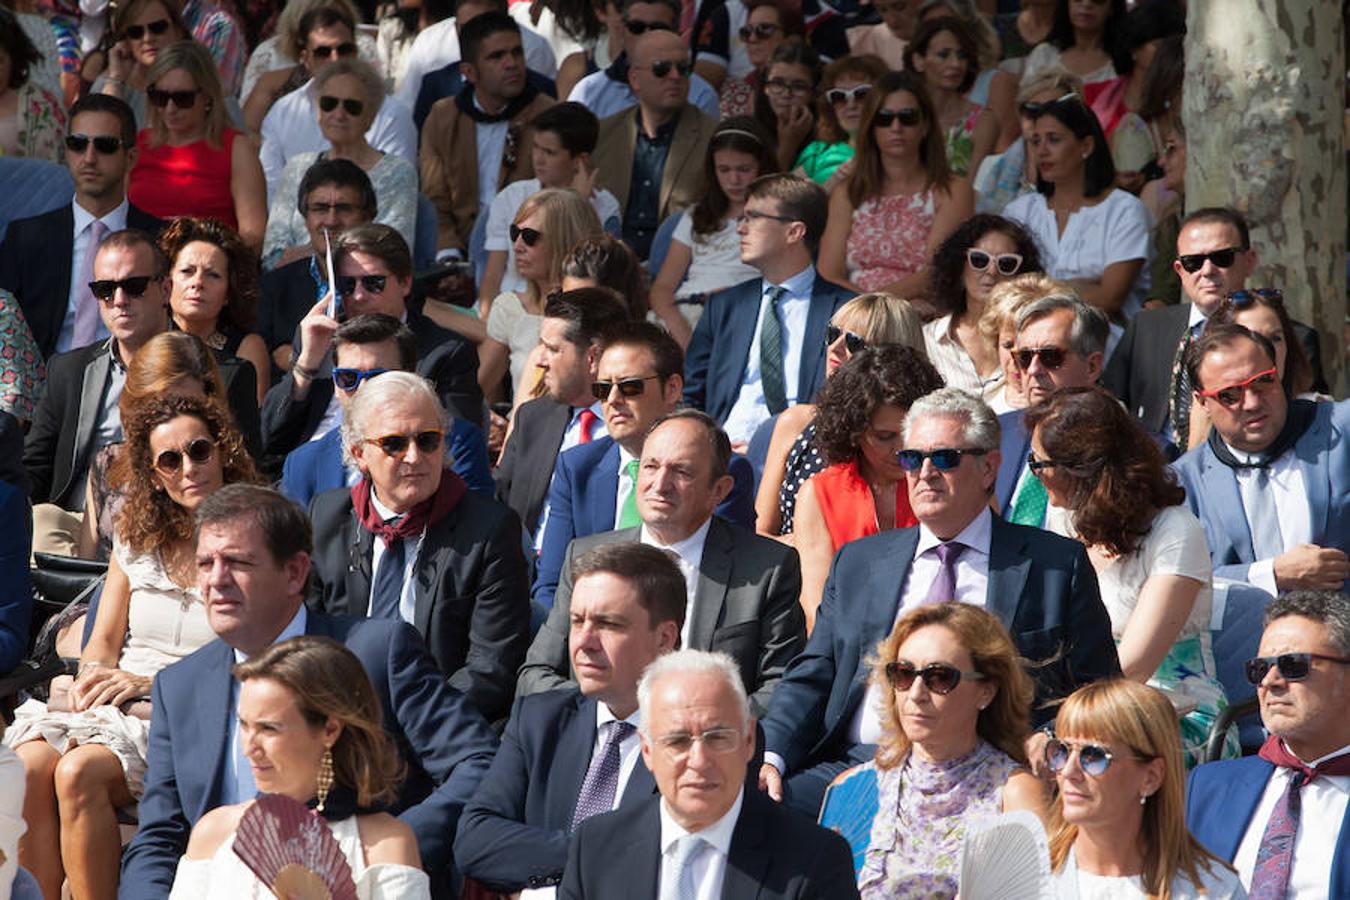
[1248, 736, 1350, 899]
[577, 408, 599, 444]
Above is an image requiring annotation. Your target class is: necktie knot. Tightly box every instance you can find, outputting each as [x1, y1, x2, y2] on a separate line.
[934, 541, 964, 565]
[578, 408, 599, 444]
[767, 285, 786, 306]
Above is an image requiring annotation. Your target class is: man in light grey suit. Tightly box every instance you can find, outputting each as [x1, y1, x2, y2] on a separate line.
[517, 410, 805, 716]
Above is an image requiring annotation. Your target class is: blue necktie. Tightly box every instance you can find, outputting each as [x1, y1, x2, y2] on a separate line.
[760, 286, 787, 414]
[370, 528, 406, 620]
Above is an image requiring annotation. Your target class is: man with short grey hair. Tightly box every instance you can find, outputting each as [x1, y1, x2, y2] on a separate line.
[758, 388, 1118, 816]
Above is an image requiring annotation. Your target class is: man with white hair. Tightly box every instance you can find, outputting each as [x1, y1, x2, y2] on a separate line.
[307, 371, 530, 722]
[559, 649, 859, 899]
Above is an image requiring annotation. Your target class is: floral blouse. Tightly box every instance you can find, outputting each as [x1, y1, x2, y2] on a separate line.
[9, 81, 67, 164]
[0, 289, 46, 423]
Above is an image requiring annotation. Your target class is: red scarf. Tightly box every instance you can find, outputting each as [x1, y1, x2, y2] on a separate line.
[1258, 734, 1350, 783]
[351, 468, 467, 542]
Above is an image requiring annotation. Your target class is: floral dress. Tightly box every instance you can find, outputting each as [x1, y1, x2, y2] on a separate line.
[0, 289, 45, 422]
[944, 106, 983, 176]
[846, 190, 934, 292]
[7, 81, 67, 163]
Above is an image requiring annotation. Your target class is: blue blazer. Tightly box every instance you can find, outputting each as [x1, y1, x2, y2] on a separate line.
[1187, 755, 1350, 896]
[280, 418, 494, 508]
[683, 272, 852, 425]
[994, 409, 1032, 515]
[1171, 399, 1350, 590]
[119, 612, 499, 899]
[453, 689, 658, 892]
[531, 436, 757, 610]
[761, 516, 1118, 774]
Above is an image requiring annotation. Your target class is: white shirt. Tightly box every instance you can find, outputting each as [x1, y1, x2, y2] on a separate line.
[60, 198, 128, 353]
[1232, 743, 1350, 898]
[722, 264, 816, 445]
[657, 787, 744, 900]
[366, 488, 426, 624]
[640, 518, 711, 648]
[1227, 442, 1311, 596]
[566, 66, 722, 121]
[485, 178, 621, 294]
[259, 80, 418, 202]
[669, 213, 759, 300]
[534, 403, 606, 550]
[395, 16, 558, 109]
[614, 444, 638, 528]
[474, 97, 511, 213]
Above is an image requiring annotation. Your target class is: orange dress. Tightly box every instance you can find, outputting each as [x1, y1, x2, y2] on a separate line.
[811, 461, 917, 551]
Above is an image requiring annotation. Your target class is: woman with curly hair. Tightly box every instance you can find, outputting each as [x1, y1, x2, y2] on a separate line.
[160, 216, 270, 405]
[1024, 387, 1235, 765]
[7, 394, 259, 900]
[792, 345, 944, 629]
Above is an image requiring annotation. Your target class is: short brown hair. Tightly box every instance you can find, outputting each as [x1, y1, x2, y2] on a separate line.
[646, 409, 731, 481]
[601, 320, 683, 381]
[334, 223, 413, 280]
[159, 216, 260, 332]
[195, 484, 313, 565]
[1184, 323, 1278, 393]
[571, 542, 687, 634]
[746, 173, 829, 254]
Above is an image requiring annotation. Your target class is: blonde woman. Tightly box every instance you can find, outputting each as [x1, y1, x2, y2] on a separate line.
[975, 273, 1069, 414]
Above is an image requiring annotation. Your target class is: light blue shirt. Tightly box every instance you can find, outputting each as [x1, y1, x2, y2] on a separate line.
[473, 95, 510, 214]
[567, 68, 720, 121]
[59, 198, 126, 353]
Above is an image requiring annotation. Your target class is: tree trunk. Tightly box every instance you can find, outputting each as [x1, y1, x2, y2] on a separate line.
[1184, 0, 1346, 391]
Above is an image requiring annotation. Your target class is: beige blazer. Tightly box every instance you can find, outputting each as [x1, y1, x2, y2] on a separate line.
[591, 103, 716, 221]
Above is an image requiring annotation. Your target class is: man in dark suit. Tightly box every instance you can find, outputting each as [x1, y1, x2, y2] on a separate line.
[455, 542, 684, 892]
[534, 321, 755, 611]
[759, 388, 1118, 815]
[0, 94, 162, 360]
[494, 288, 629, 543]
[684, 173, 851, 448]
[308, 372, 529, 722]
[520, 410, 805, 717]
[120, 485, 498, 899]
[1187, 590, 1350, 897]
[560, 649, 859, 899]
[1103, 206, 1326, 452]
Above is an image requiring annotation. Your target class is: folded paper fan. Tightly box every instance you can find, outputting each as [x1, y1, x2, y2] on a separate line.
[233, 793, 359, 900]
[958, 810, 1056, 900]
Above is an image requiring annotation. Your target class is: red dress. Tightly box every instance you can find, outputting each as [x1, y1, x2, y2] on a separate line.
[128, 126, 239, 230]
[811, 460, 918, 551]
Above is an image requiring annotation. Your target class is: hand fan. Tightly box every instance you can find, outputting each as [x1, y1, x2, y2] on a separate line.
[958, 809, 1056, 900]
[233, 793, 359, 900]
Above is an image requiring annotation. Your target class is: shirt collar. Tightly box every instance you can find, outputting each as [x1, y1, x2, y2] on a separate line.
[371, 489, 401, 522]
[915, 506, 994, 559]
[596, 700, 642, 732]
[641, 516, 712, 563]
[1220, 438, 1288, 468]
[1187, 303, 1208, 332]
[766, 264, 816, 299]
[659, 786, 744, 852]
[931, 313, 958, 344]
[618, 444, 637, 469]
[232, 604, 308, 664]
[635, 105, 679, 143]
[73, 196, 129, 234]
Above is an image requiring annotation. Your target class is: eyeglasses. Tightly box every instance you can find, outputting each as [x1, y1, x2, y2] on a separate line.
[736, 209, 797, 226]
[648, 59, 692, 79]
[1175, 246, 1245, 274]
[825, 325, 865, 353]
[509, 224, 542, 247]
[1195, 367, 1279, 408]
[1244, 652, 1350, 685]
[318, 94, 364, 115]
[1227, 288, 1283, 307]
[895, 447, 989, 471]
[874, 107, 922, 129]
[124, 18, 171, 39]
[884, 661, 985, 695]
[966, 249, 1023, 277]
[1044, 738, 1150, 778]
[652, 727, 743, 758]
[1018, 92, 1080, 118]
[311, 41, 358, 59]
[764, 77, 813, 95]
[362, 430, 444, 457]
[306, 201, 358, 216]
[65, 133, 125, 155]
[89, 275, 155, 301]
[335, 274, 388, 297]
[146, 87, 200, 108]
[591, 375, 660, 400]
[1026, 451, 1062, 474]
[624, 18, 672, 34]
[826, 84, 871, 106]
[154, 437, 216, 474]
[332, 367, 389, 392]
[738, 22, 781, 40]
[1012, 347, 1069, 370]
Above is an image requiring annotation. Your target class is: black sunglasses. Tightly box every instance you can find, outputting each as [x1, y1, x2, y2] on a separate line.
[65, 133, 125, 155]
[125, 18, 171, 39]
[966, 248, 1023, 277]
[825, 325, 865, 354]
[509, 224, 542, 247]
[154, 437, 215, 474]
[895, 447, 988, 471]
[312, 41, 358, 59]
[147, 87, 199, 108]
[1012, 347, 1069, 370]
[825, 84, 871, 105]
[874, 107, 922, 129]
[738, 22, 781, 40]
[1176, 246, 1244, 274]
[89, 276, 155, 301]
[1044, 738, 1149, 778]
[1227, 288, 1283, 307]
[1018, 92, 1080, 118]
[332, 367, 389, 392]
[591, 375, 660, 400]
[363, 430, 444, 457]
[1244, 652, 1350, 685]
[884, 661, 984, 695]
[624, 18, 672, 34]
[335, 274, 387, 297]
[1026, 452, 1060, 474]
[319, 94, 364, 115]
[649, 58, 692, 79]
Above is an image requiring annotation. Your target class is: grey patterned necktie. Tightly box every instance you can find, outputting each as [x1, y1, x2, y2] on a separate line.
[759, 286, 787, 414]
[571, 720, 636, 828]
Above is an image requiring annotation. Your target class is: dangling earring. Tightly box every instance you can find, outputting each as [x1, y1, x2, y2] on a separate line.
[316, 747, 334, 812]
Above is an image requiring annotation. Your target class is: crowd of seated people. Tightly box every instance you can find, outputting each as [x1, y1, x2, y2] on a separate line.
[0, 0, 1348, 897]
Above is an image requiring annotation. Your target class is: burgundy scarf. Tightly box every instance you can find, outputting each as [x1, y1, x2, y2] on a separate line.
[1258, 734, 1350, 783]
[351, 468, 467, 541]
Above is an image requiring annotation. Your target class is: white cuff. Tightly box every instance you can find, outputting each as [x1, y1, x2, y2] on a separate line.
[1248, 559, 1277, 597]
[763, 751, 786, 776]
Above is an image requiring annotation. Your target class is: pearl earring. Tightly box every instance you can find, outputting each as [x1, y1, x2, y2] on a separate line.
[1139, 793, 1149, 806]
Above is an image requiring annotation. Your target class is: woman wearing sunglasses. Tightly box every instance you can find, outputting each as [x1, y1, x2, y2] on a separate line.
[923, 214, 1042, 400]
[904, 16, 997, 177]
[973, 65, 1082, 216]
[7, 394, 259, 900]
[262, 58, 417, 271]
[93, 0, 188, 127]
[1025, 387, 1237, 766]
[819, 71, 973, 310]
[709, 0, 797, 117]
[1045, 680, 1244, 899]
[751, 42, 821, 172]
[793, 53, 887, 188]
[856, 602, 1046, 898]
[128, 41, 268, 251]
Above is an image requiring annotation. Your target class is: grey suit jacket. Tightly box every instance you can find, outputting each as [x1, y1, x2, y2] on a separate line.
[516, 518, 805, 716]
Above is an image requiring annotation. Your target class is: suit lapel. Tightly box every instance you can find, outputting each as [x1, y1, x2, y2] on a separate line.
[659, 106, 697, 215]
[412, 515, 449, 636]
[996, 411, 1031, 511]
[555, 694, 601, 821]
[726, 282, 762, 403]
[797, 277, 835, 398]
[591, 441, 622, 532]
[54, 205, 76, 312]
[346, 509, 376, 618]
[720, 792, 772, 900]
[71, 347, 111, 479]
[1293, 404, 1331, 541]
[620, 761, 658, 807]
[1198, 449, 1254, 560]
[986, 517, 1032, 628]
[612, 113, 638, 211]
[842, 531, 918, 717]
[690, 519, 731, 649]
[197, 642, 238, 816]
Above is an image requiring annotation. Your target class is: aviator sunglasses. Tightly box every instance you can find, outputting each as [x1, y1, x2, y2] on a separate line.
[1012, 347, 1068, 370]
[884, 661, 985, 695]
[335, 274, 388, 297]
[154, 437, 215, 474]
[825, 325, 866, 354]
[648, 59, 692, 78]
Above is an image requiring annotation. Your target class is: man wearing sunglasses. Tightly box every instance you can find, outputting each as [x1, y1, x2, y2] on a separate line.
[758, 389, 1117, 816]
[0, 93, 163, 360]
[1172, 325, 1350, 597]
[1188, 590, 1350, 897]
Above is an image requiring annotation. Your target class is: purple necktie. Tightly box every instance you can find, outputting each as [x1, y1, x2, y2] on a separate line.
[571, 720, 635, 828]
[923, 542, 964, 606]
[73, 218, 108, 348]
[1247, 772, 1304, 899]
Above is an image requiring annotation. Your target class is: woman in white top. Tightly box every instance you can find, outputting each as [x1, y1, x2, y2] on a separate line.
[170, 636, 429, 899]
[1045, 680, 1246, 900]
[650, 116, 777, 347]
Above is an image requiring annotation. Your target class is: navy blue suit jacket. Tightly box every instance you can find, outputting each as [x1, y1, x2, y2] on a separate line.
[1171, 399, 1350, 591]
[683, 272, 852, 425]
[119, 612, 498, 899]
[531, 436, 758, 610]
[1187, 755, 1350, 896]
[761, 516, 1118, 774]
[994, 409, 1032, 516]
[0, 481, 32, 673]
[453, 689, 657, 892]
